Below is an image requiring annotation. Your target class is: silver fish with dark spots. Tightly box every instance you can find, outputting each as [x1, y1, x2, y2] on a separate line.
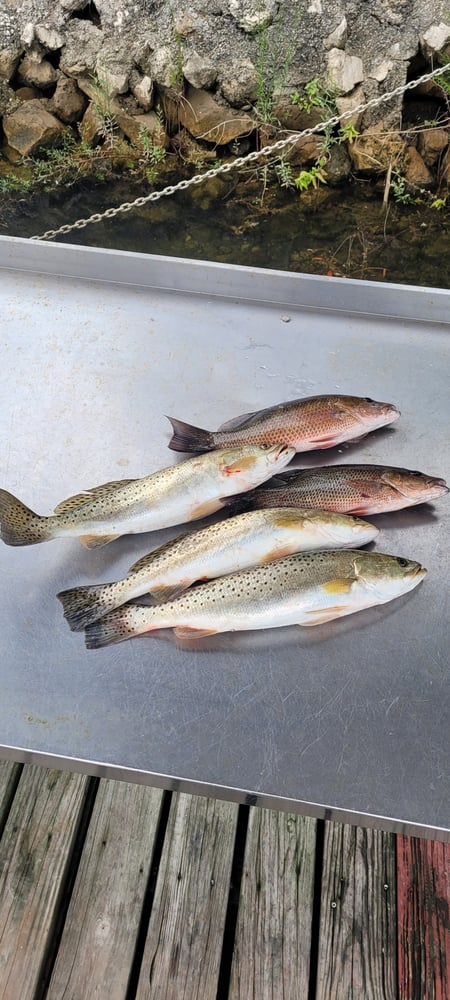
[0, 444, 294, 549]
[84, 549, 426, 649]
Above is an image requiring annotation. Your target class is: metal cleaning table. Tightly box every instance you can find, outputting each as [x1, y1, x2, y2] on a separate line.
[0, 235, 448, 841]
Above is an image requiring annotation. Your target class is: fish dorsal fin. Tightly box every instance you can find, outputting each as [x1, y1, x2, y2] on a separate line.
[218, 409, 259, 431]
[128, 533, 190, 575]
[54, 479, 135, 514]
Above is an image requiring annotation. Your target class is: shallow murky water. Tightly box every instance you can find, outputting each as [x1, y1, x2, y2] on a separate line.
[1, 170, 449, 287]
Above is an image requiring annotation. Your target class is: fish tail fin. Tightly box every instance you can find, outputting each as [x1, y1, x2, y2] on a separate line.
[84, 605, 152, 649]
[222, 491, 257, 514]
[0, 489, 53, 546]
[166, 417, 215, 453]
[57, 584, 114, 632]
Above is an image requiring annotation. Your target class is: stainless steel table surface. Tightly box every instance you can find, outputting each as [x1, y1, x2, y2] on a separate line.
[0, 235, 449, 840]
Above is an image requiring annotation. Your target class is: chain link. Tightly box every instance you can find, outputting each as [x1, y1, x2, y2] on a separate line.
[31, 62, 450, 242]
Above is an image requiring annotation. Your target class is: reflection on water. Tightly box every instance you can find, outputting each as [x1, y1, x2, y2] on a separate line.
[2, 172, 450, 289]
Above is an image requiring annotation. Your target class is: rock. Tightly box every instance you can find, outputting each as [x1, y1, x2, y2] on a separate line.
[417, 128, 449, 166]
[49, 75, 87, 123]
[274, 103, 325, 132]
[16, 52, 58, 90]
[0, 80, 21, 118]
[336, 84, 365, 130]
[20, 23, 35, 48]
[284, 133, 324, 166]
[16, 86, 42, 101]
[131, 73, 154, 111]
[2, 99, 65, 159]
[169, 84, 254, 145]
[35, 25, 64, 51]
[323, 17, 347, 51]
[79, 102, 106, 147]
[0, 47, 20, 82]
[421, 22, 450, 57]
[326, 48, 364, 96]
[348, 121, 404, 173]
[323, 142, 351, 184]
[369, 60, 393, 83]
[438, 145, 450, 186]
[143, 45, 178, 92]
[59, 21, 104, 77]
[228, 0, 278, 33]
[183, 51, 216, 90]
[219, 58, 258, 106]
[113, 107, 167, 147]
[95, 66, 129, 99]
[404, 146, 434, 187]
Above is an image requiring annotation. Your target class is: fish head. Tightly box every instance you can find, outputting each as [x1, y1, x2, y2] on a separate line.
[338, 396, 401, 431]
[215, 444, 295, 492]
[314, 512, 380, 548]
[351, 551, 427, 601]
[381, 468, 449, 504]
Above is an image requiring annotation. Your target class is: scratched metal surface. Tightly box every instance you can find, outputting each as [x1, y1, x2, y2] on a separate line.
[0, 236, 449, 839]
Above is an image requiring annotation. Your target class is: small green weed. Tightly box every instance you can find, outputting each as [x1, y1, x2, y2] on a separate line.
[294, 156, 328, 191]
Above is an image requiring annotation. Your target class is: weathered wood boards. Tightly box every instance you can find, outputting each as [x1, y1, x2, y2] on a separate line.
[316, 824, 397, 1000]
[229, 809, 317, 1000]
[0, 766, 88, 999]
[135, 793, 238, 1000]
[397, 836, 450, 1000]
[47, 779, 164, 1000]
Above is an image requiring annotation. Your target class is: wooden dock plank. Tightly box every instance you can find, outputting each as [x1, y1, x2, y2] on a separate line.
[0, 765, 88, 1000]
[0, 761, 21, 830]
[229, 809, 317, 1000]
[397, 836, 450, 1000]
[316, 823, 397, 1000]
[136, 792, 239, 1000]
[47, 778, 164, 1000]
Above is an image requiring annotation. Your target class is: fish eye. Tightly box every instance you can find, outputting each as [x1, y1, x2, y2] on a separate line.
[363, 397, 375, 403]
[411, 470, 422, 476]
[396, 557, 408, 568]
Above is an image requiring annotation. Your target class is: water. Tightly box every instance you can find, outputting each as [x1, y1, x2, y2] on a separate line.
[1, 171, 449, 287]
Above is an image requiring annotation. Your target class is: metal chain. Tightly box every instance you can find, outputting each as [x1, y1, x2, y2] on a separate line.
[31, 62, 450, 242]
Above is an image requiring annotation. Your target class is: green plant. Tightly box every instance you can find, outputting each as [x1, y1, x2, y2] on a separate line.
[0, 173, 32, 194]
[292, 77, 336, 116]
[294, 156, 328, 191]
[138, 120, 167, 183]
[89, 69, 118, 148]
[430, 196, 447, 210]
[390, 171, 413, 204]
[274, 157, 295, 188]
[339, 121, 360, 142]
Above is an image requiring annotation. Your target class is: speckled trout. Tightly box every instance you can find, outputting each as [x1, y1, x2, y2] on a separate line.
[167, 395, 400, 454]
[231, 464, 449, 516]
[84, 550, 426, 648]
[0, 444, 294, 549]
[58, 508, 379, 631]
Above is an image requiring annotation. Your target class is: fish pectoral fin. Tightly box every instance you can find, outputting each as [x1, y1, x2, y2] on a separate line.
[300, 605, 350, 626]
[223, 456, 258, 475]
[55, 479, 135, 514]
[322, 577, 355, 594]
[79, 533, 118, 548]
[174, 626, 219, 639]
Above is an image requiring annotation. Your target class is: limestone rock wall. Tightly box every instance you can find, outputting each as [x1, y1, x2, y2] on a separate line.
[0, 0, 449, 183]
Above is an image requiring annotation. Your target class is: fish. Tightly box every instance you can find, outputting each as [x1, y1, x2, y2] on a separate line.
[227, 464, 450, 516]
[84, 549, 426, 648]
[0, 444, 294, 548]
[167, 395, 400, 454]
[57, 508, 379, 631]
